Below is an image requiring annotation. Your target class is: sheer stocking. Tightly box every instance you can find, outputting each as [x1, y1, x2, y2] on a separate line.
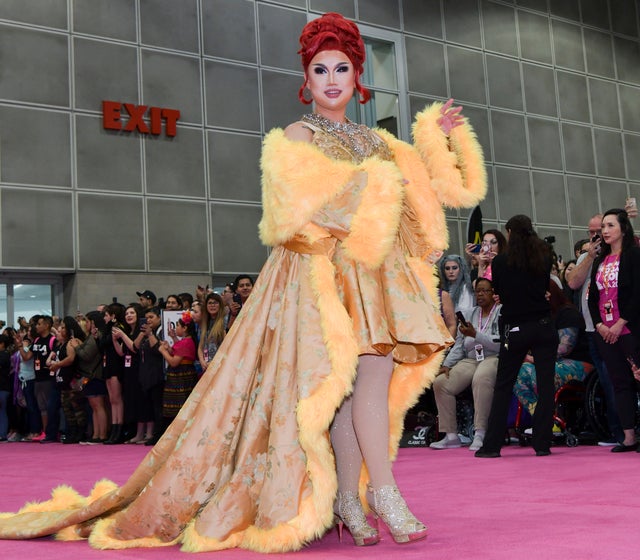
[330, 353, 396, 494]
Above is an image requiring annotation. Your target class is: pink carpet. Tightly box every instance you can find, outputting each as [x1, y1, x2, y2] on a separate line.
[1, 443, 639, 559]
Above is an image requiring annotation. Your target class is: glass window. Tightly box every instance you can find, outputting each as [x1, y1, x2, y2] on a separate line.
[344, 27, 409, 139]
[13, 284, 54, 326]
[0, 285, 6, 327]
[0, 279, 61, 329]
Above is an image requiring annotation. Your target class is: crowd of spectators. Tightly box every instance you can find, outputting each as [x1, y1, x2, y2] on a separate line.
[0, 275, 254, 445]
[432, 200, 640, 455]
[2, 204, 639, 456]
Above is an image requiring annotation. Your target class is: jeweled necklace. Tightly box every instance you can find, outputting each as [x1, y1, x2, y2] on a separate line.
[302, 113, 385, 159]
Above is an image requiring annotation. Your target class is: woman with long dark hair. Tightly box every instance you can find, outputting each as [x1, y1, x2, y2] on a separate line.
[102, 303, 127, 444]
[48, 317, 87, 444]
[465, 228, 507, 282]
[476, 215, 559, 457]
[198, 292, 226, 368]
[112, 303, 149, 443]
[588, 208, 640, 452]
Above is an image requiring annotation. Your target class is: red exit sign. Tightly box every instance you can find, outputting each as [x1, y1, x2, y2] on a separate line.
[102, 100, 180, 137]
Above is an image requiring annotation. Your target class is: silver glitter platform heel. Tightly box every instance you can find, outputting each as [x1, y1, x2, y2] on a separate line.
[366, 484, 428, 544]
[334, 490, 380, 546]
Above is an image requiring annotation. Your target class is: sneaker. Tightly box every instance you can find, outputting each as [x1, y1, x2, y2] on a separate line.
[31, 432, 46, 442]
[8, 432, 21, 442]
[597, 437, 620, 447]
[429, 436, 462, 449]
[523, 428, 533, 436]
[469, 434, 484, 451]
[85, 438, 105, 445]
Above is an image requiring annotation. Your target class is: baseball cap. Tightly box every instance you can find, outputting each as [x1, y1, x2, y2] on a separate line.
[136, 290, 157, 303]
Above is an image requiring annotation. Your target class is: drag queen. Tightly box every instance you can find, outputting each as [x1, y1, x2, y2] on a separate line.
[0, 12, 486, 553]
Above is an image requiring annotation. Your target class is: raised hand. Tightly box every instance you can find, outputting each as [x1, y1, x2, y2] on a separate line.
[437, 98, 464, 135]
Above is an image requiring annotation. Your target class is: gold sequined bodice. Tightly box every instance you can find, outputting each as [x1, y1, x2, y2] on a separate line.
[301, 113, 392, 164]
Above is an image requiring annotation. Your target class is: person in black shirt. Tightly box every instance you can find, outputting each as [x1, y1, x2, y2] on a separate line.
[31, 316, 59, 443]
[134, 307, 164, 446]
[476, 215, 558, 458]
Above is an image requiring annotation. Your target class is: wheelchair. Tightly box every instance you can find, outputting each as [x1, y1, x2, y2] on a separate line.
[582, 368, 640, 441]
[510, 378, 588, 447]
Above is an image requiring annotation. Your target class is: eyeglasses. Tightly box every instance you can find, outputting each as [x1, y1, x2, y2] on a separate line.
[444, 266, 459, 271]
[475, 288, 493, 294]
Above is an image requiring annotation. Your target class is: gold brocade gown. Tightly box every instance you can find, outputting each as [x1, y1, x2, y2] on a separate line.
[0, 106, 486, 553]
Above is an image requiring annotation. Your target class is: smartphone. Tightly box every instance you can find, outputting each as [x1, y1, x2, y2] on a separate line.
[455, 311, 469, 327]
[138, 318, 147, 329]
[469, 244, 481, 254]
[232, 293, 242, 306]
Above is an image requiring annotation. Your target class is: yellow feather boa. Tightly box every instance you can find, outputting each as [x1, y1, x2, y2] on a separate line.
[260, 103, 487, 266]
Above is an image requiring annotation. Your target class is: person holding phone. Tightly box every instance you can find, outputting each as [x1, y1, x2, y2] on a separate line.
[588, 208, 640, 452]
[133, 307, 164, 446]
[565, 213, 625, 446]
[465, 229, 507, 283]
[227, 275, 254, 330]
[431, 278, 501, 451]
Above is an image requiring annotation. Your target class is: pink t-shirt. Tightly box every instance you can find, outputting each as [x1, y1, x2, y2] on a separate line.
[482, 264, 492, 281]
[595, 254, 631, 334]
[171, 337, 196, 361]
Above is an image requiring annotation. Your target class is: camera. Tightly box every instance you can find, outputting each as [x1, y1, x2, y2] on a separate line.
[543, 235, 556, 245]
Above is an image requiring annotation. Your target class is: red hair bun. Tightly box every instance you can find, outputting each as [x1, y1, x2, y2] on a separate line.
[297, 12, 370, 105]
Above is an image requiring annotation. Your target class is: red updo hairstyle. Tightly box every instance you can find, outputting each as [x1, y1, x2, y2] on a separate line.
[298, 12, 371, 105]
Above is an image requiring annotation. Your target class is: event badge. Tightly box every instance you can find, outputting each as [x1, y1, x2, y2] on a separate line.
[474, 344, 485, 362]
[125, 354, 132, 368]
[604, 300, 614, 322]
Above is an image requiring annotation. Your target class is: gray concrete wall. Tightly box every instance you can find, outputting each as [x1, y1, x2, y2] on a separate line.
[0, 0, 638, 302]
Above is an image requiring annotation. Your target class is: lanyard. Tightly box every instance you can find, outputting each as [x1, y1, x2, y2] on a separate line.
[478, 304, 497, 333]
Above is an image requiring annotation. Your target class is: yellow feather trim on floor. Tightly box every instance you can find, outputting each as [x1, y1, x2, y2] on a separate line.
[87, 479, 118, 503]
[88, 517, 179, 550]
[179, 520, 243, 552]
[55, 525, 85, 541]
[17, 485, 85, 514]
